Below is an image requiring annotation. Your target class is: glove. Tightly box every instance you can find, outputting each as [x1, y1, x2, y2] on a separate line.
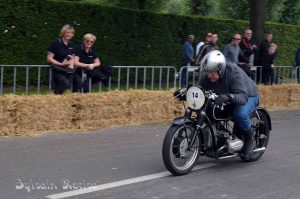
[215, 94, 230, 105]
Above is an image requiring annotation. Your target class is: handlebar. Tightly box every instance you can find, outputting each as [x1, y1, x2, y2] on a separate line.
[173, 87, 218, 101]
[173, 87, 231, 111]
[172, 88, 187, 101]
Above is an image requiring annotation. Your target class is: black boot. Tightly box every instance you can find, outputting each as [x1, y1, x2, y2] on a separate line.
[243, 130, 254, 160]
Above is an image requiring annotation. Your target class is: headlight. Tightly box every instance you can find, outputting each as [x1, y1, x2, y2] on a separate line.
[186, 87, 205, 110]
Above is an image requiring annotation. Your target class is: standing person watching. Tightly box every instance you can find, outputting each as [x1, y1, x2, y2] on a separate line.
[47, 24, 75, 94]
[295, 48, 300, 83]
[210, 32, 219, 48]
[254, 31, 273, 82]
[73, 33, 101, 93]
[195, 32, 219, 66]
[259, 31, 273, 58]
[196, 32, 212, 56]
[223, 33, 252, 77]
[261, 43, 277, 85]
[181, 35, 195, 87]
[240, 28, 257, 65]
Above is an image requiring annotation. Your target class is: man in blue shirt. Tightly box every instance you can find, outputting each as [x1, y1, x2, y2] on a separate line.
[181, 35, 195, 87]
[295, 48, 300, 83]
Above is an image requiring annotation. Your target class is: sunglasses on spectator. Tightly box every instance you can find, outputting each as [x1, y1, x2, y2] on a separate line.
[85, 40, 94, 43]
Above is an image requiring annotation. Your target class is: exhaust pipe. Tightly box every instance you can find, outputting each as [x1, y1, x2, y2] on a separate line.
[217, 147, 266, 160]
[253, 147, 266, 153]
[218, 154, 238, 160]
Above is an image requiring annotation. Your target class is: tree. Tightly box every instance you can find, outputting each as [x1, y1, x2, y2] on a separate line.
[217, 0, 249, 20]
[159, 0, 191, 15]
[137, 0, 146, 10]
[93, 0, 168, 11]
[249, 0, 266, 45]
[191, 0, 206, 15]
[191, 0, 219, 16]
[265, 0, 283, 22]
[279, 0, 300, 25]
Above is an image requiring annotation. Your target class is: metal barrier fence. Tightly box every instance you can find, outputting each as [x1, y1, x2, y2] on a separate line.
[0, 65, 51, 95]
[115, 66, 177, 90]
[0, 65, 177, 95]
[0, 64, 298, 95]
[178, 65, 299, 88]
[297, 66, 300, 83]
[178, 66, 201, 88]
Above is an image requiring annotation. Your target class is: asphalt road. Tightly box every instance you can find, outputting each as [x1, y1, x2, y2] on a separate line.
[0, 110, 299, 199]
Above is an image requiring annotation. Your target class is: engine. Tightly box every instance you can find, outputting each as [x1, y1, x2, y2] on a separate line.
[217, 129, 244, 154]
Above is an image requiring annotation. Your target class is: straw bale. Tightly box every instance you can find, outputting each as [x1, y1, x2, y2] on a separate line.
[0, 84, 299, 136]
[258, 84, 300, 111]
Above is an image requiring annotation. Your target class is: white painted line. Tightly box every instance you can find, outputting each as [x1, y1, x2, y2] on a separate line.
[45, 163, 216, 199]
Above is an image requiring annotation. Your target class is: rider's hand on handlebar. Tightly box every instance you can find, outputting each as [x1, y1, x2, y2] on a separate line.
[215, 94, 230, 105]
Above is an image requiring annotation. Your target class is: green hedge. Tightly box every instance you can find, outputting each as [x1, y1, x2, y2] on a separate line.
[1, 0, 300, 83]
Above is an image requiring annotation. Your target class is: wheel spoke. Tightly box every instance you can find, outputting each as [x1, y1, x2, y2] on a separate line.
[169, 125, 199, 170]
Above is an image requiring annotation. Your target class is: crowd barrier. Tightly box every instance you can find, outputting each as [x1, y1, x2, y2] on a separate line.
[178, 65, 300, 88]
[0, 65, 299, 95]
[0, 65, 177, 95]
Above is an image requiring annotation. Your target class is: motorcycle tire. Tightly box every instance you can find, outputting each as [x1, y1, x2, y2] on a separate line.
[240, 109, 270, 162]
[162, 124, 201, 176]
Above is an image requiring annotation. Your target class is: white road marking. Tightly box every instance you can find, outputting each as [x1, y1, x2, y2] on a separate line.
[45, 163, 216, 199]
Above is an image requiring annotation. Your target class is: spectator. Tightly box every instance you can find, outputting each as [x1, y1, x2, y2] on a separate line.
[261, 43, 277, 85]
[240, 28, 257, 65]
[295, 48, 300, 83]
[258, 31, 273, 64]
[73, 33, 101, 93]
[181, 34, 195, 86]
[47, 24, 75, 94]
[210, 32, 219, 48]
[254, 32, 273, 83]
[223, 33, 252, 77]
[196, 32, 212, 56]
[195, 32, 219, 66]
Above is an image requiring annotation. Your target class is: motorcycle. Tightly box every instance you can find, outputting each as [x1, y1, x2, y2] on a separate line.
[162, 86, 271, 176]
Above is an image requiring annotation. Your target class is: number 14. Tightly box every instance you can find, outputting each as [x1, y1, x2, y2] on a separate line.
[192, 92, 198, 98]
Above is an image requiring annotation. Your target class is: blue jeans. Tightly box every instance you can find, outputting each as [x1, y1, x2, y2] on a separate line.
[233, 94, 259, 132]
[181, 67, 188, 87]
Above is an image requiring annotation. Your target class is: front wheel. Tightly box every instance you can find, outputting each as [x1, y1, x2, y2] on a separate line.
[240, 109, 270, 162]
[162, 124, 200, 175]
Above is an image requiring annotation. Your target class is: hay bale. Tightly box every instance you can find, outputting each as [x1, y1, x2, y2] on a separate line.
[71, 90, 182, 129]
[0, 84, 299, 136]
[258, 84, 300, 111]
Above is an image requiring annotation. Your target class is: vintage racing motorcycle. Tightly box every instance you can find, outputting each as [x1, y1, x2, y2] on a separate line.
[162, 87, 271, 176]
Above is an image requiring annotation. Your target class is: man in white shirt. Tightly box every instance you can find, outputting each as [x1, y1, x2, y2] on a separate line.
[196, 32, 212, 56]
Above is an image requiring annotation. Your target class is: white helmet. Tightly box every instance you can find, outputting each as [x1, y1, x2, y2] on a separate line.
[200, 50, 226, 76]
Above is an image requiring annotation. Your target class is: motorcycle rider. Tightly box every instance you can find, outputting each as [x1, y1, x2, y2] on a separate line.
[199, 50, 259, 160]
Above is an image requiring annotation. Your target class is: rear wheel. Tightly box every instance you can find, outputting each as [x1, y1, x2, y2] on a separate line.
[240, 110, 270, 162]
[162, 124, 200, 175]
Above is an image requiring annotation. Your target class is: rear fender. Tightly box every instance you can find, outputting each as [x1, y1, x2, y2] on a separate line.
[256, 107, 272, 130]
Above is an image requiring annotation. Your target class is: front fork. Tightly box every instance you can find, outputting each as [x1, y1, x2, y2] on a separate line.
[188, 102, 210, 150]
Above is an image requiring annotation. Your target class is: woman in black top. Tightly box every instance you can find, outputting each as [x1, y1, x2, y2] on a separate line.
[47, 24, 75, 94]
[73, 33, 101, 93]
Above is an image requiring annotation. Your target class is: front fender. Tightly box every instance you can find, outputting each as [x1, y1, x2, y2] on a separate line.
[171, 116, 192, 126]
